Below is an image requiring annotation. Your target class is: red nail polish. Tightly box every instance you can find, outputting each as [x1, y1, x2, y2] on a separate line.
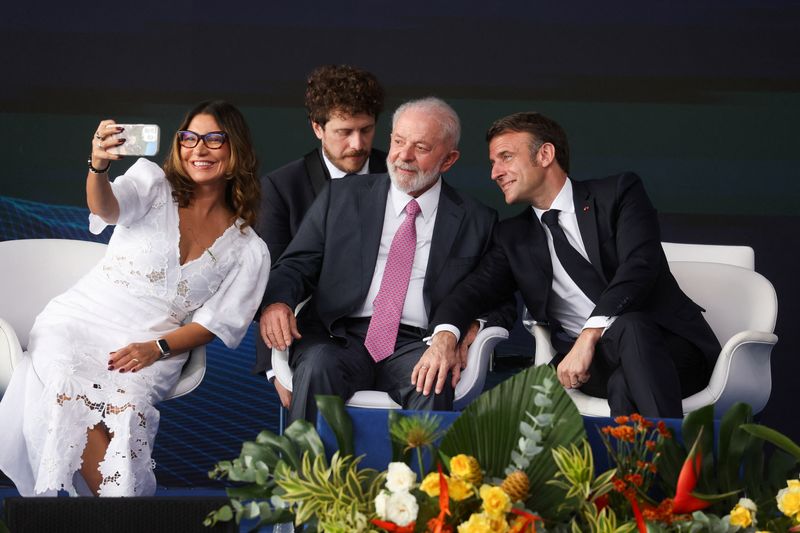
[119, 369, 126, 373]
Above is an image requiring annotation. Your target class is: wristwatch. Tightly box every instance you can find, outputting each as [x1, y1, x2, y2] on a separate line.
[156, 338, 172, 359]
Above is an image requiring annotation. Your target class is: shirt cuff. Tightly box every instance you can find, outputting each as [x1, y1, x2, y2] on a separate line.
[425, 324, 462, 345]
[583, 315, 617, 335]
[266, 370, 275, 382]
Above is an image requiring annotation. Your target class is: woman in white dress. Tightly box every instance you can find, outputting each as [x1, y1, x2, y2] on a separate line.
[0, 100, 270, 497]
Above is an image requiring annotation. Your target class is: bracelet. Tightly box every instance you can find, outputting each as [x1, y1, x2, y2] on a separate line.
[87, 157, 110, 174]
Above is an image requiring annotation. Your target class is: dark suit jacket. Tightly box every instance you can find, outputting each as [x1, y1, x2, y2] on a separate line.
[253, 148, 387, 373]
[430, 172, 720, 368]
[256, 147, 388, 261]
[262, 173, 515, 343]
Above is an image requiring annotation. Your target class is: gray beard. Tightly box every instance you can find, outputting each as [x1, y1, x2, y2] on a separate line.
[387, 162, 441, 195]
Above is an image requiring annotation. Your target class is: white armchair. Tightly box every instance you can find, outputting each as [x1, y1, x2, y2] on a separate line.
[271, 304, 509, 410]
[0, 238, 206, 400]
[527, 242, 778, 417]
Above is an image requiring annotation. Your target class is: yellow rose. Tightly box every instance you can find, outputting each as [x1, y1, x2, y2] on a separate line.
[479, 484, 511, 518]
[448, 477, 474, 501]
[450, 454, 483, 485]
[457, 512, 498, 533]
[777, 479, 800, 519]
[729, 497, 757, 528]
[421, 472, 444, 497]
[729, 505, 753, 527]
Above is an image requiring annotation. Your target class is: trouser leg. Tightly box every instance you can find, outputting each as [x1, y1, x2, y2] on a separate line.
[375, 326, 454, 411]
[288, 324, 374, 425]
[598, 312, 706, 417]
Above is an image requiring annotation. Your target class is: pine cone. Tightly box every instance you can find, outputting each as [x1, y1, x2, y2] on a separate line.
[501, 470, 530, 502]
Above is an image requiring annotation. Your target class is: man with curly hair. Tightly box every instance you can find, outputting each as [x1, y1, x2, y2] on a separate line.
[254, 65, 386, 403]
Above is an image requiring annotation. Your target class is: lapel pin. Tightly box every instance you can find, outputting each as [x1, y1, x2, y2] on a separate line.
[583, 205, 590, 212]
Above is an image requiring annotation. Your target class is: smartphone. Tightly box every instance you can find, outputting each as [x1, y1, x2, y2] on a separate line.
[106, 124, 160, 156]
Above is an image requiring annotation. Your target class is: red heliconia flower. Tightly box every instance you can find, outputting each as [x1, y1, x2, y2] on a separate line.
[371, 518, 416, 533]
[509, 508, 543, 533]
[427, 463, 451, 533]
[671, 435, 712, 514]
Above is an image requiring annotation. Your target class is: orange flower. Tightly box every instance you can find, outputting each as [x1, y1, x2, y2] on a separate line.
[615, 415, 630, 424]
[610, 425, 636, 442]
[645, 440, 656, 451]
[625, 473, 644, 487]
[613, 477, 628, 493]
[642, 498, 678, 525]
[657, 420, 671, 438]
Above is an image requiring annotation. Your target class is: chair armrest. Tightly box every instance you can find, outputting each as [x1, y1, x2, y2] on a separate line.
[166, 345, 207, 400]
[272, 346, 293, 392]
[0, 317, 24, 396]
[531, 324, 557, 366]
[454, 326, 509, 409]
[683, 330, 778, 416]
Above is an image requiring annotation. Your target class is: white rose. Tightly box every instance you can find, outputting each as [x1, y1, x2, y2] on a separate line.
[385, 462, 416, 493]
[386, 490, 419, 527]
[374, 490, 389, 519]
[738, 497, 757, 512]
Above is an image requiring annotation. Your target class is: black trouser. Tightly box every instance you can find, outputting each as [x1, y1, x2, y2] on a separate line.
[288, 318, 454, 424]
[551, 312, 709, 418]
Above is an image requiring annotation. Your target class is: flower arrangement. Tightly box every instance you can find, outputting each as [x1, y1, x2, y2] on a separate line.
[205, 365, 800, 533]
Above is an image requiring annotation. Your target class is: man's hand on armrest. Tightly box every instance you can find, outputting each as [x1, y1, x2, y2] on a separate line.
[413, 331, 460, 396]
[456, 320, 481, 370]
[260, 302, 302, 351]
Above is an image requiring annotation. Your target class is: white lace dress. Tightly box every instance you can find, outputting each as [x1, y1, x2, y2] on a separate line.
[0, 158, 270, 497]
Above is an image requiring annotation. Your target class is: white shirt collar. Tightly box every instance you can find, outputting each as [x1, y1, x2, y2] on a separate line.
[532, 177, 573, 221]
[388, 177, 442, 220]
[321, 149, 370, 179]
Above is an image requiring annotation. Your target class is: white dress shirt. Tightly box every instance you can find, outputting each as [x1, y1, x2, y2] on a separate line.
[532, 178, 613, 338]
[321, 150, 371, 179]
[434, 178, 613, 343]
[351, 178, 442, 328]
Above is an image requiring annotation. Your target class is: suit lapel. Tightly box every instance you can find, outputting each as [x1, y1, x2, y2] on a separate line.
[423, 181, 464, 317]
[303, 149, 330, 196]
[359, 175, 391, 298]
[572, 180, 607, 283]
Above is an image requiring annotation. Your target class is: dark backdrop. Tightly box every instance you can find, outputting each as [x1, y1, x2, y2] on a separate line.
[2, 1, 798, 441]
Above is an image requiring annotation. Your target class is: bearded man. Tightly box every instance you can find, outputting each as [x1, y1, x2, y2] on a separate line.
[260, 97, 514, 423]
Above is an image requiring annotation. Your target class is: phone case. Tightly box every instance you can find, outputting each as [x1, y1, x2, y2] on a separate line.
[107, 124, 160, 156]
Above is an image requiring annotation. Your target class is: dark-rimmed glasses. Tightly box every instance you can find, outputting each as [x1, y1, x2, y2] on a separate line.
[177, 130, 228, 149]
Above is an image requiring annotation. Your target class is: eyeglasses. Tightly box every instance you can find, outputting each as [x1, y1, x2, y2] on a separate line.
[177, 130, 228, 149]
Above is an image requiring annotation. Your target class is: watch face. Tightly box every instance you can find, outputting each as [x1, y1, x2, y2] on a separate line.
[157, 338, 171, 355]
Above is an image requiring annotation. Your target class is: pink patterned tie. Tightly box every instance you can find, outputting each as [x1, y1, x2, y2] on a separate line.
[365, 199, 421, 362]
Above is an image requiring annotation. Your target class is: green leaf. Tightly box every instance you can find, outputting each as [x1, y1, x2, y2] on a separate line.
[316, 395, 354, 457]
[741, 423, 800, 461]
[681, 405, 715, 493]
[284, 419, 326, 460]
[252, 431, 302, 472]
[716, 402, 752, 495]
[439, 364, 585, 522]
[387, 410, 408, 463]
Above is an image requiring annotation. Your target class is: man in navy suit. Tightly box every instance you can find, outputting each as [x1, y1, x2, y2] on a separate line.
[260, 98, 514, 423]
[420, 112, 720, 417]
[254, 65, 386, 403]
